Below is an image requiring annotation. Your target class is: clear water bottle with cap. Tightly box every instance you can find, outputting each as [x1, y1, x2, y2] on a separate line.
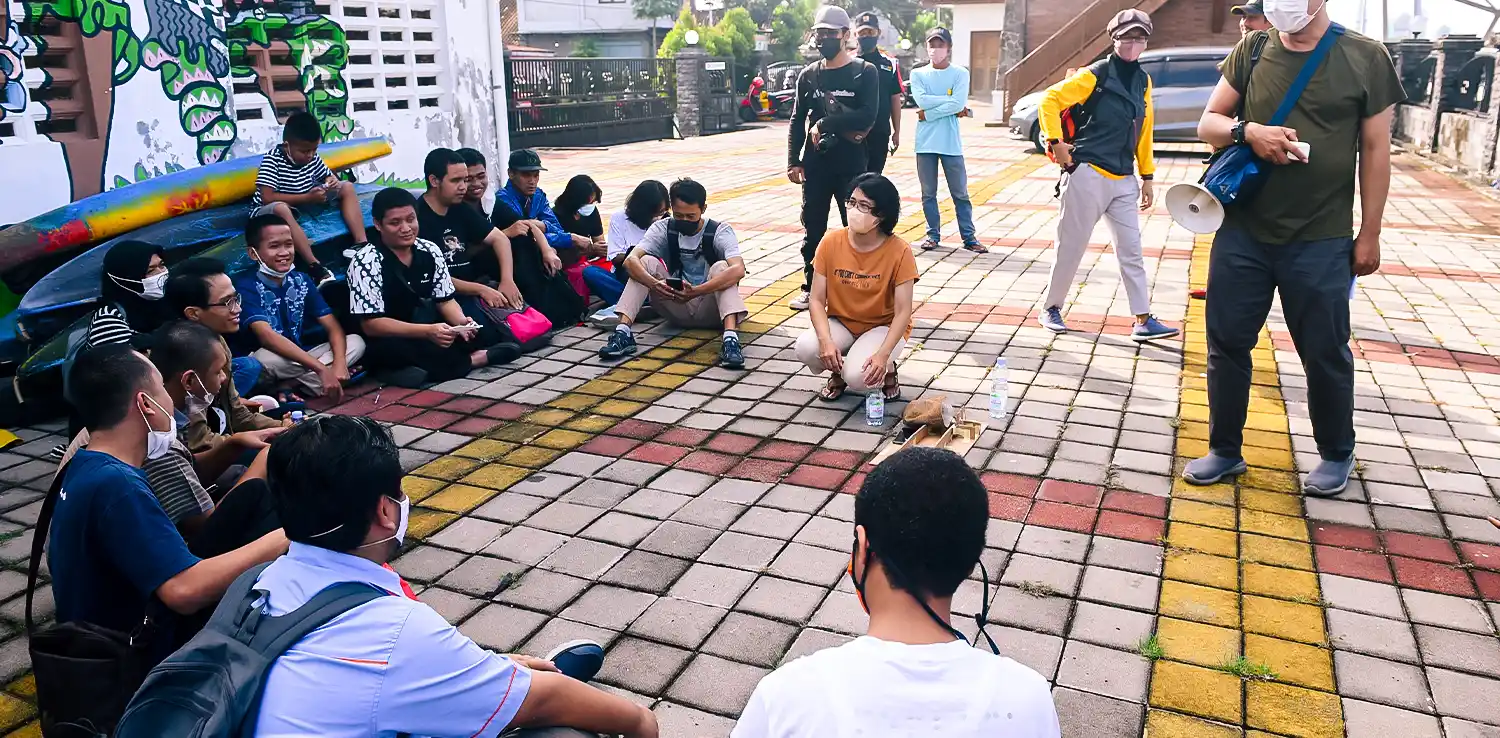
[989, 357, 1009, 421]
[865, 392, 884, 427]
[290, 410, 305, 424]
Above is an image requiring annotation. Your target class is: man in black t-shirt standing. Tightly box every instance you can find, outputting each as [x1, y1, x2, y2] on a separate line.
[416, 148, 524, 312]
[787, 4, 878, 311]
[853, 11, 903, 176]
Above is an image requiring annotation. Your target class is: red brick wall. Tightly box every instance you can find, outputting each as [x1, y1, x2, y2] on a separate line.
[1025, 0, 1241, 54]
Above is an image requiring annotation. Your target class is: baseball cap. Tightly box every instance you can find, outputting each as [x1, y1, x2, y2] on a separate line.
[1107, 8, 1154, 38]
[854, 11, 880, 31]
[508, 148, 546, 172]
[812, 5, 852, 30]
[926, 27, 953, 45]
[1231, 0, 1264, 16]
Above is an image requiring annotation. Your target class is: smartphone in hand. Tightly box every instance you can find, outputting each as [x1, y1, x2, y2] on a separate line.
[666, 277, 685, 291]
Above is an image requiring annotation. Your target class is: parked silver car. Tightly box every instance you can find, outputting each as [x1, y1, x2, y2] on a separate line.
[1008, 46, 1233, 152]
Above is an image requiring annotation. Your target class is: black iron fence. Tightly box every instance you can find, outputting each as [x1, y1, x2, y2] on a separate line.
[507, 57, 677, 148]
[701, 57, 740, 135]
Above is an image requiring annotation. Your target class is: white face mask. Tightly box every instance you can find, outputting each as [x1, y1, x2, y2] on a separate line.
[184, 372, 216, 417]
[849, 210, 880, 235]
[113, 272, 168, 300]
[1264, 0, 1324, 33]
[140, 394, 176, 460]
[308, 495, 411, 549]
[577, 203, 597, 217]
[254, 254, 294, 279]
[928, 47, 949, 65]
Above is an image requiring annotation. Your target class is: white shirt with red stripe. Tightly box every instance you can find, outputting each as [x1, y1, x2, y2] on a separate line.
[252, 542, 532, 737]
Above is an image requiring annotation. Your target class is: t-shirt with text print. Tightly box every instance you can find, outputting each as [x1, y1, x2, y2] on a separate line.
[812, 228, 918, 338]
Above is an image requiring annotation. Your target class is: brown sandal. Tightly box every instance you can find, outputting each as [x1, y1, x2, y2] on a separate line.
[882, 371, 901, 401]
[818, 375, 847, 402]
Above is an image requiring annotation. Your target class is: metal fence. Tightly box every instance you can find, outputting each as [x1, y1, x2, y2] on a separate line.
[507, 57, 677, 148]
[700, 58, 740, 135]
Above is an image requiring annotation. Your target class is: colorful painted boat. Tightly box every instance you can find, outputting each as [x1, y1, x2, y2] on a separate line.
[12, 188, 381, 404]
[0, 136, 391, 274]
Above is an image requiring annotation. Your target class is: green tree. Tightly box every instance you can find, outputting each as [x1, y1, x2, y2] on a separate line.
[657, 6, 699, 57]
[769, 0, 815, 61]
[906, 9, 938, 46]
[573, 37, 601, 57]
[633, 0, 680, 55]
[714, 7, 757, 65]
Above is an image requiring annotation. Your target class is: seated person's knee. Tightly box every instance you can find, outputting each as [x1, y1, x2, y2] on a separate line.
[841, 362, 870, 392]
[707, 260, 731, 280]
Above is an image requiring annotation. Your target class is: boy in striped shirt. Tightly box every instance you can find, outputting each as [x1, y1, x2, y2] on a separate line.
[251, 112, 370, 285]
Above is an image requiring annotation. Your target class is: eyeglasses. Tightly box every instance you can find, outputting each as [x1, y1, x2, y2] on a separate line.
[208, 293, 242, 310]
[844, 198, 877, 215]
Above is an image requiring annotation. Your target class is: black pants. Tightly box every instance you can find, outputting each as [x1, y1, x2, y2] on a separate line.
[511, 235, 585, 329]
[190, 478, 281, 559]
[800, 148, 867, 291]
[365, 324, 508, 384]
[1206, 228, 1355, 461]
[864, 129, 891, 176]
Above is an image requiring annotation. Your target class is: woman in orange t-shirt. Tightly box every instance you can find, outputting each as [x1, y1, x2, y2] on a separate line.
[795, 173, 918, 401]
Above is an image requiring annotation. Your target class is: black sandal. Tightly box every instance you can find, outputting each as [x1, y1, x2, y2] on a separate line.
[818, 376, 847, 402]
[882, 371, 901, 401]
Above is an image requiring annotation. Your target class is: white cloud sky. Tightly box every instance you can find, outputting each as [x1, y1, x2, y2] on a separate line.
[1327, 0, 1500, 39]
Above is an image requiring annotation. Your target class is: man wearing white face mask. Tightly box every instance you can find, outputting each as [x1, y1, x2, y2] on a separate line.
[45, 344, 287, 661]
[235, 214, 364, 402]
[911, 27, 983, 254]
[1189, 0, 1403, 496]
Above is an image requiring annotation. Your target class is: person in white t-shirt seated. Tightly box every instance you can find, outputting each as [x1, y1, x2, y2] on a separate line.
[732, 446, 1061, 738]
[581, 180, 668, 324]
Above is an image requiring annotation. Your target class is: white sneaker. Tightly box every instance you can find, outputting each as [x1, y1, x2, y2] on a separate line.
[790, 291, 810, 310]
[586, 306, 620, 327]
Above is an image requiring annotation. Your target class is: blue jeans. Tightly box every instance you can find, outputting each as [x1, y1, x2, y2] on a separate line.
[232, 355, 263, 395]
[581, 265, 626, 306]
[916, 153, 976, 244]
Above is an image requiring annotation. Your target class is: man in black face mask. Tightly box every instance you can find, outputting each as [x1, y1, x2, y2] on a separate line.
[853, 11, 903, 176]
[786, 4, 878, 312]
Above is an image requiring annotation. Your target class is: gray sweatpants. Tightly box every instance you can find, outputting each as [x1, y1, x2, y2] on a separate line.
[1043, 165, 1150, 316]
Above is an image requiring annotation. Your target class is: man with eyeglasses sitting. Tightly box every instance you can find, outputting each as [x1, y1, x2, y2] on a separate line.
[164, 257, 285, 459]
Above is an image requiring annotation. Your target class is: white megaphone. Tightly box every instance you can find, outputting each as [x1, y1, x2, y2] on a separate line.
[1166, 182, 1225, 234]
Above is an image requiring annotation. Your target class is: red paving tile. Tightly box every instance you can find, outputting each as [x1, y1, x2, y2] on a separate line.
[628, 442, 692, 465]
[751, 440, 815, 462]
[579, 435, 641, 457]
[1037, 480, 1104, 507]
[608, 419, 669, 440]
[402, 390, 454, 408]
[841, 472, 867, 495]
[1458, 541, 1500, 571]
[658, 427, 713, 447]
[369, 404, 424, 423]
[406, 410, 463, 430]
[1474, 571, 1500, 602]
[1026, 501, 1098, 533]
[447, 416, 502, 436]
[784, 464, 850, 490]
[988, 493, 1031, 522]
[707, 433, 761, 455]
[1381, 531, 1458, 564]
[676, 450, 740, 475]
[1391, 556, 1477, 597]
[729, 458, 795, 483]
[980, 472, 1042, 497]
[806, 448, 867, 469]
[326, 396, 381, 416]
[1314, 545, 1394, 583]
[482, 402, 533, 420]
[1102, 490, 1169, 518]
[1096, 511, 1166, 544]
[1310, 523, 1381, 552]
[438, 397, 497, 415]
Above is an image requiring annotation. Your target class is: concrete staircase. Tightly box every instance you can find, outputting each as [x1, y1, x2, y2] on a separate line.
[1000, 0, 1170, 119]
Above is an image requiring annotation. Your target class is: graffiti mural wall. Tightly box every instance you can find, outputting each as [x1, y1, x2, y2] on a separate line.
[0, 0, 505, 225]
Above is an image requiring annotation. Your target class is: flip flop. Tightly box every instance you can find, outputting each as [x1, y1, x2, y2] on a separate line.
[817, 376, 847, 402]
[962, 242, 990, 254]
[882, 373, 901, 401]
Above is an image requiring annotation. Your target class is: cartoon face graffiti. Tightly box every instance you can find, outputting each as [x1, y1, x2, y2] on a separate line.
[0, 19, 32, 122]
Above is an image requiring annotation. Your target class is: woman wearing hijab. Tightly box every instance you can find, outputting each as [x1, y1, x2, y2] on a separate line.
[86, 240, 170, 349]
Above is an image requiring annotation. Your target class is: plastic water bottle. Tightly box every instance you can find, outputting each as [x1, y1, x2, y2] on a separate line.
[990, 357, 1009, 421]
[865, 392, 884, 426]
[290, 410, 305, 424]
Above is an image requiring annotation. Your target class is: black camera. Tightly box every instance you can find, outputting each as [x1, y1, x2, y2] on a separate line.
[815, 131, 839, 153]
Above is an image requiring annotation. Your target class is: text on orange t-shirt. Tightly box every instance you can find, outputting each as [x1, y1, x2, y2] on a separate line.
[812, 229, 919, 338]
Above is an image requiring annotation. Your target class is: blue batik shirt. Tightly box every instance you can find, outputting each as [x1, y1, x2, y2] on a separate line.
[235, 269, 332, 351]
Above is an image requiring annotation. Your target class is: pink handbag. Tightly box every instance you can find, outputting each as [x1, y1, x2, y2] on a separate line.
[503, 305, 552, 344]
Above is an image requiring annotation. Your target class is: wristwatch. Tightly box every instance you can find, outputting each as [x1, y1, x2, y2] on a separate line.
[1231, 122, 1247, 146]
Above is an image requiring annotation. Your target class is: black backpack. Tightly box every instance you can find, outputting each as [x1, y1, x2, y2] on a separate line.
[114, 562, 386, 738]
[665, 219, 721, 280]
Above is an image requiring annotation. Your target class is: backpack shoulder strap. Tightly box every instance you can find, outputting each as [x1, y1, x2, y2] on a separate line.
[26, 462, 68, 634]
[701, 220, 719, 247]
[1268, 24, 1344, 127]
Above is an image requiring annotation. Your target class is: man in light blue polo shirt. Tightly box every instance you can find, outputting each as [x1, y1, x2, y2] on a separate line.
[252, 416, 658, 737]
[911, 27, 985, 254]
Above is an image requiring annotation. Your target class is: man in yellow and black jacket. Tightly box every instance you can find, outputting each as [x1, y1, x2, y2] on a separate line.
[1036, 8, 1177, 343]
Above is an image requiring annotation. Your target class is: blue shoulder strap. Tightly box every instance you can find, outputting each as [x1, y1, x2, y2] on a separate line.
[1268, 23, 1344, 127]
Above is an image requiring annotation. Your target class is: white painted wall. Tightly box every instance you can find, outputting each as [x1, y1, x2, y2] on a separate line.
[516, 0, 668, 36]
[948, 3, 1007, 73]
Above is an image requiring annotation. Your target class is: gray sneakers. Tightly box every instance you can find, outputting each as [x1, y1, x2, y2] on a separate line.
[1303, 457, 1355, 497]
[1181, 453, 1247, 485]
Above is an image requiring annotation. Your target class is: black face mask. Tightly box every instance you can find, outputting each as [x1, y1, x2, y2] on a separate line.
[672, 219, 701, 236]
[858, 36, 879, 54]
[817, 37, 844, 60]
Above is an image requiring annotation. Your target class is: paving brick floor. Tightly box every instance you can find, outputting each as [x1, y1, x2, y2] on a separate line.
[1, 113, 1499, 736]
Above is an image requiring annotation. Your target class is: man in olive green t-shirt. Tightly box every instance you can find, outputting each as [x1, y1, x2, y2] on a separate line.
[1185, 0, 1404, 497]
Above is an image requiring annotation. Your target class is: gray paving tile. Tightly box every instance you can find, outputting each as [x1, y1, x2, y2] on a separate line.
[1053, 687, 1145, 738]
[494, 569, 591, 613]
[1328, 609, 1421, 663]
[628, 597, 728, 649]
[1335, 651, 1435, 713]
[482, 525, 569, 565]
[420, 587, 484, 625]
[471, 492, 550, 524]
[426, 517, 507, 553]
[1401, 589, 1495, 634]
[579, 511, 661, 547]
[737, 576, 828, 624]
[990, 625, 1066, 681]
[670, 563, 758, 609]
[1442, 717, 1500, 738]
[1320, 573, 1407, 620]
[1015, 525, 1091, 563]
[391, 545, 466, 583]
[509, 472, 584, 500]
[1068, 601, 1155, 651]
[670, 497, 747, 529]
[458, 604, 547, 652]
[1078, 566, 1160, 612]
[596, 637, 694, 695]
[699, 531, 784, 571]
[616, 488, 693, 519]
[560, 584, 657, 631]
[526, 500, 606, 535]
[1415, 625, 1500, 677]
[809, 590, 868, 636]
[560, 478, 637, 508]
[653, 701, 737, 738]
[648, 468, 718, 496]
[780, 627, 855, 665]
[701, 612, 800, 668]
[766, 542, 848, 588]
[437, 555, 525, 597]
[1055, 640, 1151, 703]
[668, 654, 771, 717]
[988, 585, 1073, 636]
[538, 538, 627, 579]
[601, 550, 692, 594]
[1427, 668, 1500, 724]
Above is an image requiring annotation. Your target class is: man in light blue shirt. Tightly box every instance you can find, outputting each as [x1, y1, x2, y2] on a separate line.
[252, 415, 658, 738]
[911, 27, 985, 254]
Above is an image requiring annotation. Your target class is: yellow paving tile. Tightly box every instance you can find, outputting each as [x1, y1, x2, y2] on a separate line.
[640, 373, 690, 390]
[401, 475, 447, 502]
[406, 509, 458, 540]
[4, 721, 39, 738]
[1243, 445, 1295, 471]
[619, 385, 669, 402]
[1164, 550, 1240, 591]
[460, 462, 533, 490]
[1239, 468, 1300, 495]
[453, 439, 517, 461]
[642, 347, 685, 360]
[1150, 660, 1244, 724]
[422, 483, 501, 513]
[661, 363, 701, 376]
[1172, 482, 1238, 507]
[563, 414, 619, 433]
[521, 408, 576, 426]
[594, 399, 647, 417]
[1167, 522, 1239, 558]
[1242, 595, 1327, 645]
[1178, 421, 1210, 442]
[1144, 710, 1242, 738]
[1160, 580, 1241, 629]
[1243, 412, 1288, 433]
[663, 336, 706, 349]
[1239, 509, 1309, 542]
[606, 367, 652, 382]
[1176, 437, 1211, 460]
[575, 379, 631, 396]
[1244, 634, 1334, 691]
[412, 456, 482, 481]
[1181, 404, 1210, 423]
[1182, 389, 1209, 407]
[1241, 563, 1320, 602]
[1171, 499, 1238, 530]
[1156, 617, 1242, 667]
[5, 675, 33, 699]
[1246, 682, 1343, 738]
[1240, 534, 1315, 571]
[1242, 428, 1292, 451]
[1240, 489, 1302, 517]
[534, 429, 594, 450]
[500, 446, 565, 469]
[488, 422, 550, 443]
[547, 394, 601, 412]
